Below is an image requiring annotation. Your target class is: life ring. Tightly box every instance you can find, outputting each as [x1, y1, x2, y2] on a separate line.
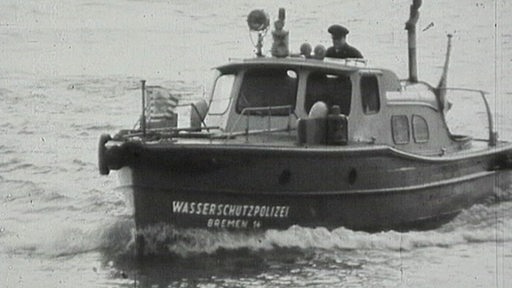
[98, 134, 112, 175]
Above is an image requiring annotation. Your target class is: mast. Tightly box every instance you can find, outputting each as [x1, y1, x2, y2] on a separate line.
[405, 0, 422, 83]
[435, 34, 453, 112]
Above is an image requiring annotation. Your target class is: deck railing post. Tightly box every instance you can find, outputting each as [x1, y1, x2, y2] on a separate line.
[268, 106, 272, 133]
[287, 106, 291, 133]
[141, 80, 146, 138]
[245, 111, 250, 142]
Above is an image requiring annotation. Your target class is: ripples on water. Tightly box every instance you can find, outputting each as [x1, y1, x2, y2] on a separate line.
[67, 196, 512, 287]
[1, 77, 512, 288]
[2, 0, 512, 287]
[4, 200, 506, 287]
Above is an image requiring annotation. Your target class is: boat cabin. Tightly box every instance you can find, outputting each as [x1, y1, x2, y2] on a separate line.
[200, 57, 466, 156]
[135, 8, 496, 157]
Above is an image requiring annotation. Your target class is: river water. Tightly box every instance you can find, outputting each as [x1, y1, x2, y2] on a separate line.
[1, 0, 512, 287]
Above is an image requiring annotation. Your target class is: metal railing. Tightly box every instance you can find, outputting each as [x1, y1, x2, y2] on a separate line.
[439, 87, 496, 147]
[397, 82, 497, 147]
[324, 57, 368, 67]
[229, 105, 297, 141]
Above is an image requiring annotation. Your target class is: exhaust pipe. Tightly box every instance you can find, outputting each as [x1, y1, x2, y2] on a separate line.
[405, 0, 422, 83]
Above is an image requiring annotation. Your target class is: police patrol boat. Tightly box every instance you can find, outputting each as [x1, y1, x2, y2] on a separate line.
[98, 1, 512, 235]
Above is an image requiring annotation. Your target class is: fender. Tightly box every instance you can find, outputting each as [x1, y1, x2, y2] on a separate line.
[98, 134, 112, 175]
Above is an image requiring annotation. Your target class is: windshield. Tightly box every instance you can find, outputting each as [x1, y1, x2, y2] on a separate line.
[236, 68, 298, 116]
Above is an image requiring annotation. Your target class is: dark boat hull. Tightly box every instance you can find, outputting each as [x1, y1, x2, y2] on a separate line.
[115, 142, 512, 232]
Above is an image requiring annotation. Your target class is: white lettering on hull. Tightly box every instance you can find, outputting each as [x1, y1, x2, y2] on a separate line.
[172, 201, 291, 229]
[172, 201, 290, 219]
[207, 218, 252, 229]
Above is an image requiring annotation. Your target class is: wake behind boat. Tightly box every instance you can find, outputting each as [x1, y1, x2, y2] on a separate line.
[98, 1, 512, 241]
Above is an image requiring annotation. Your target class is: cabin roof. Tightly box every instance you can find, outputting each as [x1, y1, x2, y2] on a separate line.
[215, 57, 387, 74]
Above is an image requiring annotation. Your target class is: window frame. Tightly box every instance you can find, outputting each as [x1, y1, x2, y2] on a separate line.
[412, 114, 430, 143]
[391, 115, 410, 145]
[207, 72, 237, 116]
[360, 74, 381, 114]
[304, 71, 352, 115]
[235, 67, 299, 116]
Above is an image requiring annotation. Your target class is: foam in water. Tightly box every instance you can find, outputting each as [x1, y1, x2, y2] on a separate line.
[92, 197, 512, 259]
[7, 178, 498, 261]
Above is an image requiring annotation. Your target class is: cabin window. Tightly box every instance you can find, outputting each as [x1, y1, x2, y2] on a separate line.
[360, 75, 380, 114]
[305, 72, 352, 115]
[208, 74, 236, 115]
[412, 115, 429, 143]
[236, 68, 298, 115]
[391, 115, 410, 144]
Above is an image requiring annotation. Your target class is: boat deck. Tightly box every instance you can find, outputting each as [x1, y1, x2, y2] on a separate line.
[142, 130, 511, 160]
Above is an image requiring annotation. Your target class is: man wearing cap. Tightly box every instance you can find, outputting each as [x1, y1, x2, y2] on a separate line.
[326, 24, 363, 59]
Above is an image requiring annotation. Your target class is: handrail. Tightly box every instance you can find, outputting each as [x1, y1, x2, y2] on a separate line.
[224, 127, 294, 138]
[113, 125, 223, 141]
[229, 105, 297, 140]
[438, 87, 496, 147]
[324, 57, 368, 67]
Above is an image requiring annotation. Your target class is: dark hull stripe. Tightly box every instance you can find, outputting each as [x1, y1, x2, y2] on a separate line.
[128, 170, 495, 196]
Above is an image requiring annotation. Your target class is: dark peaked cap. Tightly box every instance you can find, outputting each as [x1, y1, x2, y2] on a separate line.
[328, 24, 349, 38]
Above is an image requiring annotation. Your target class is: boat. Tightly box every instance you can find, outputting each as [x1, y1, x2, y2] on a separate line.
[98, 1, 512, 238]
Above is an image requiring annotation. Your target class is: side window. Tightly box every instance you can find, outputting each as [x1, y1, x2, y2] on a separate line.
[391, 115, 410, 144]
[305, 72, 352, 115]
[360, 75, 380, 114]
[208, 74, 236, 115]
[412, 115, 429, 143]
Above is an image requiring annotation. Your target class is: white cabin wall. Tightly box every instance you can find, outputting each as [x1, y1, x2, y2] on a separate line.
[349, 73, 391, 145]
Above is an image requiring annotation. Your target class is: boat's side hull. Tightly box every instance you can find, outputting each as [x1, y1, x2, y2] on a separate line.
[128, 171, 497, 231]
[116, 143, 512, 231]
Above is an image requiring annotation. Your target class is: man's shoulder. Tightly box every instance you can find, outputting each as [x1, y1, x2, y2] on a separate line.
[325, 46, 336, 53]
[325, 46, 337, 56]
[325, 45, 363, 59]
[344, 44, 358, 51]
[344, 44, 363, 58]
